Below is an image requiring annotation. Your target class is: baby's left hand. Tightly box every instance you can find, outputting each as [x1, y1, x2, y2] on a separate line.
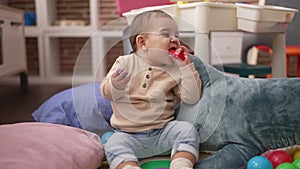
[170, 46, 191, 67]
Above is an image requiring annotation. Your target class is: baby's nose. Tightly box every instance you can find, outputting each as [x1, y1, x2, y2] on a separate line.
[170, 36, 179, 43]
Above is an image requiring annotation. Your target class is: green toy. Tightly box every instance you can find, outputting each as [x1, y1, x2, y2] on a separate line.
[140, 160, 170, 169]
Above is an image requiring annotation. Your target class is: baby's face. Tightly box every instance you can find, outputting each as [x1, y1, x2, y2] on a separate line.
[144, 17, 180, 54]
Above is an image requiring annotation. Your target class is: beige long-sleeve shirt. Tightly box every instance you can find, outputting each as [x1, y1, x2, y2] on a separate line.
[100, 53, 202, 132]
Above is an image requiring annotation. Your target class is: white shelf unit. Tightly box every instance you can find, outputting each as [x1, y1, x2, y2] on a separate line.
[0, 0, 128, 85]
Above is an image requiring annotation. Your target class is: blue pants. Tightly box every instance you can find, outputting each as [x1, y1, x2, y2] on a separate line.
[104, 120, 200, 169]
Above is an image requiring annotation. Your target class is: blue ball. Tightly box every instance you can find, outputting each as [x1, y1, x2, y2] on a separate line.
[101, 131, 114, 144]
[247, 156, 273, 169]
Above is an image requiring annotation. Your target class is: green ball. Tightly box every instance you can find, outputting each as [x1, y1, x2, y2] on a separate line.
[293, 158, 300, 169]
[276, 163, 297, 169]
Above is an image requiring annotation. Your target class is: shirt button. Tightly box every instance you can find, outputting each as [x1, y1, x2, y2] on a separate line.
[143, 84, 147, 88]
[146, 75, 150, 79]
[148, 67, 152, 71]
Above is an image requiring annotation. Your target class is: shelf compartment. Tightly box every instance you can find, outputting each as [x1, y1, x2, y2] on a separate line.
[46, 37, 92, 77]
[46, 0, 91, 27]
[7, 0, 35, 12]
[98, 0, 127, 30]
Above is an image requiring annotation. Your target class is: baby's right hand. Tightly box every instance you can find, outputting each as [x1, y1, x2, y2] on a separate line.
[111, 68, 131, 90]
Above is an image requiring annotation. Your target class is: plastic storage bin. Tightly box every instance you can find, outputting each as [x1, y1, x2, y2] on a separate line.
[122, 4, 178, 25]
[177, 2, 237, 33]
[123, 2, 237, 33]
[236, 4, 298, 33]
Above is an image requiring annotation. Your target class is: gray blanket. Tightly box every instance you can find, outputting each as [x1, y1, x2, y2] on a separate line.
[177, 56, 300, 169]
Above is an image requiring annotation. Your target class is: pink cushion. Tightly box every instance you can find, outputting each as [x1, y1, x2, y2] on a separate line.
[0, 122, 104, 169]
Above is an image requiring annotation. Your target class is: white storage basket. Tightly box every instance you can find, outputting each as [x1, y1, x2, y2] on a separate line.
[236, 4, 298, 33]
[177, 2, 237, 33]
[123, 2, 238, 33]
[122, 4, 178, 25]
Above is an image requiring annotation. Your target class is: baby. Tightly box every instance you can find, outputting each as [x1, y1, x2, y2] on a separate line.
[100, 10, 202, 169]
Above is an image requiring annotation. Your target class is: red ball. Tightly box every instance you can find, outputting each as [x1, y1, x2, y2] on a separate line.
[267, 150, 293, 168]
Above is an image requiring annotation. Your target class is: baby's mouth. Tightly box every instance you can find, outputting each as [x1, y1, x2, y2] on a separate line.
[169, 47, 177, 53]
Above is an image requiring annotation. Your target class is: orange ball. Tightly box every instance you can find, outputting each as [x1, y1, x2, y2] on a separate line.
[293, 149, 300, 160]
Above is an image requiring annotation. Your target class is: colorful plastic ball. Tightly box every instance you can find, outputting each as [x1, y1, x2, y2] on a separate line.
[276, 162, 297, 169]
[293, 150, 300, 160]
[267, 150, 293, 168]
[247, 156, 273, 169]
[293, 158, 300, 169]
[101, 131, 114, 144]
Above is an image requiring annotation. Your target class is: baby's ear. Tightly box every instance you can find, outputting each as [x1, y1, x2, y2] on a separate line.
[136, 35, 147, 51]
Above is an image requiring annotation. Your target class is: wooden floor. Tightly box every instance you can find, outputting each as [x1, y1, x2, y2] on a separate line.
[0, 84, 71, 125]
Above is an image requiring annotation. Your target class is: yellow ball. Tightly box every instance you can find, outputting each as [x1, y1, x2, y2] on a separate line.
[293, 149, 300, 160]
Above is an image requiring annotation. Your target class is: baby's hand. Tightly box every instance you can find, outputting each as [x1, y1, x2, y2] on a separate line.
[111, 68, 130, 90]
[169, 46, 191, 67]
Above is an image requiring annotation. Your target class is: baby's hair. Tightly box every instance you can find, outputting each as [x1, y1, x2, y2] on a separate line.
[129, 10, 174, 52]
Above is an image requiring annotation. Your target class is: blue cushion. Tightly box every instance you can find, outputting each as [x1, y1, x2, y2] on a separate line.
[32, 83, 113, 134]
